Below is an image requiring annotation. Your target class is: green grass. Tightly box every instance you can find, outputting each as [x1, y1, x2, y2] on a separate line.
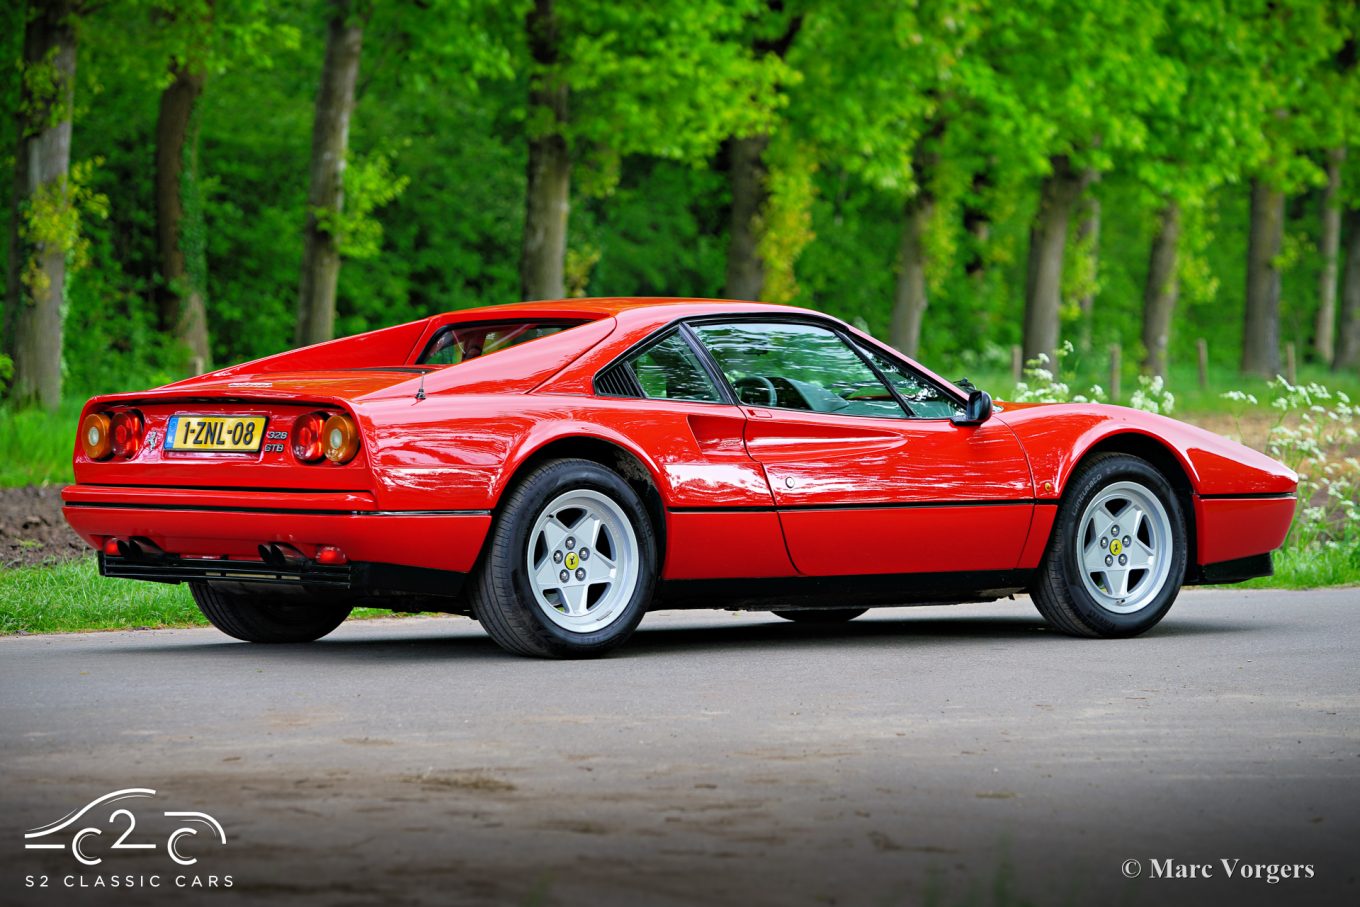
[952, 360, 1360, 411]
[5, 365, 1358, 489]
[2, 367, 1354, 638]
[0, 558, 203, 634]
[1, 548, 1350, 637]
[0, 402, 81, 487]
[1237, 543, 1360, 591]
[0, 557, 428, 635]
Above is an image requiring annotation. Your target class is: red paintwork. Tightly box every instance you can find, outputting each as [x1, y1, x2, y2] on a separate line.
[1016, 505, 1059, 570]
[1194, 495, 1297, 566]
[63, 298, 1298, 586]
[64, 504, 489, 573]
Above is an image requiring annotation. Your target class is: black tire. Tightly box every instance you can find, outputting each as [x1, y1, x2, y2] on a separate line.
[1032, 453, 1187, 638]
[469, 458, 657, 658]
[190, 584, 352, 643]
[772, 609, 867, 624]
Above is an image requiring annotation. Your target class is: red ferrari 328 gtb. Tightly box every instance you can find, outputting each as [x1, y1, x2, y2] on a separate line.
[63, 299, 1297, 657]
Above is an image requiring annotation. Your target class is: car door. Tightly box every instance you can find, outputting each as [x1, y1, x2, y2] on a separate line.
[688, 319, 1035, 577]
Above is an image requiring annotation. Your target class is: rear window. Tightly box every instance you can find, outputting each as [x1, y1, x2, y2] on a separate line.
[417, 320, 584, 366]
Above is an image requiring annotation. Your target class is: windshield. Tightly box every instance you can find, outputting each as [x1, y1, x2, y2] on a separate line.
[417, 320, 584, 366]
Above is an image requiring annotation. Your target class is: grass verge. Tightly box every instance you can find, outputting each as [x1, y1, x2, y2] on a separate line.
[1237, 543, 1360, 591]
[2, 550, 1351, 637]
[0, 403, 81, 487]
[0, 557, 431, 635]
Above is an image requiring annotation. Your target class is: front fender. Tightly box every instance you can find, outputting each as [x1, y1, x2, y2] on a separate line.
[996, 403, 1296, 499]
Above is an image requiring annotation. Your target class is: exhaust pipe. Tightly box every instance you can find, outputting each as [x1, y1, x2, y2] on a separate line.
[258, 543, 306, 567]
[103, 537, 166, 561]
[128, 537, 166, 560]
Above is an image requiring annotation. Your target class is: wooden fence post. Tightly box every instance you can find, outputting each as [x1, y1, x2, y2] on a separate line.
[1010, 345, 1022, 383]
[1196, 338, 1208, 389]
[1285, 342, 1297, 384]
[1109, 343, 1121, 402]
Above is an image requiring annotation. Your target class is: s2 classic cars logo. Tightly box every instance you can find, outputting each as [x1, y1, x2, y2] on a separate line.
[24, 788, 227, 867]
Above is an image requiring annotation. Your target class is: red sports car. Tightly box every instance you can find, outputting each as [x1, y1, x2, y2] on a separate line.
[63, 299, 1297, 657]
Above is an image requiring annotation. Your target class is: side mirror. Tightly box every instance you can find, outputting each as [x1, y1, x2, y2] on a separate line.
[952, 389, 993, 426]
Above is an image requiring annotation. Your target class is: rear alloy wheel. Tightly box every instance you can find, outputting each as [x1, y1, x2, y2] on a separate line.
[772, 609, 867, 624]
[1032, 453, 1187, 638]
[190, 584, 351, 643]
[470, 459, 656, 658]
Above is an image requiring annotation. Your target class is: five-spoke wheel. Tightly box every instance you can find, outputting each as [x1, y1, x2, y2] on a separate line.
[1032, 453, 1187, 638]
[1075, 481, 1174, 614]
[527, 489, 640, 634]
[469, 459, 655, 658]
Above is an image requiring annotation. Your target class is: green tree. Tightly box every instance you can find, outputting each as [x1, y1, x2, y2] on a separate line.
[1131, 0, 1269, 378]
[295, 0, 367, 346]
[1238, 0, 1345, 376]
[968, 0, 1175, 368]
[517, 0, 785, 301]
[720, 0, 803, 302]
[797, 0, 981, 356]
[5, 0, 85, 410]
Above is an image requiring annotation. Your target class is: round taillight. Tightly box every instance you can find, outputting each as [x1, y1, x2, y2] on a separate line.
[322, 414, 359, 464]
[110, 410, 145, 459]
[81, 413, 113, 460]
[292, 412, 327, 463]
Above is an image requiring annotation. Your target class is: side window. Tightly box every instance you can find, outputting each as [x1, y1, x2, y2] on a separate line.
[859, 346, 964, 419]
[691, 322, 907, 419]
[601, 331, 723, 403]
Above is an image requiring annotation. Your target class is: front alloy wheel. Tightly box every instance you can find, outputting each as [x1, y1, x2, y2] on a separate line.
[1074, 480, 1175, 613]
[1032, 453, 1187, 638]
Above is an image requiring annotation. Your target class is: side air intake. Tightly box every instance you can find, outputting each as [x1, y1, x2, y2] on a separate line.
[594, 364, 644, 398]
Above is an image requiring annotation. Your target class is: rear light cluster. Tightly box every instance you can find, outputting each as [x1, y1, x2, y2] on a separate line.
[81, 410, 145, 460]
[292, 411, 360, 465]
[80, 407, 360, 465]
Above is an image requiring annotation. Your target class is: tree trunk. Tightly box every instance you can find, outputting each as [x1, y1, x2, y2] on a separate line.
[1335, 207, 1360, 371]
[295, 0, 364, 346]
[962, 169, 991, 281]
[1140, 201, 1182, 378]
[723, 135, 770, 301]
[1314, 146, 1344, 365]
[889, 190, 934, 357]
[1242, 178, 1285, 376]
[520, 0, 569, 302]
[155, 61, 211, 371]
[719, 11, 801, 303]
[1074, 193, 1100, 353]
[1022, 156, 1087, 367]
[5, 0, 77, 410]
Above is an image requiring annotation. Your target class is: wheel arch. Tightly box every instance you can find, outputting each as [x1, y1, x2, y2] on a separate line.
[1066, 431, 1198, 573]
[493, 433, 668, 568]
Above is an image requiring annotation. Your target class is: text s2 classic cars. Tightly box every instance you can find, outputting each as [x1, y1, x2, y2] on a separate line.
[63, 299, 1297, 657]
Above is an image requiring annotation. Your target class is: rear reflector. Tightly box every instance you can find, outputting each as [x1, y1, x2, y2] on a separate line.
[315, 545, 348, 565]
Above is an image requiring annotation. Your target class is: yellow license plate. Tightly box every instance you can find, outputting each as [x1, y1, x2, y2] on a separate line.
[166, 415, 267, 452]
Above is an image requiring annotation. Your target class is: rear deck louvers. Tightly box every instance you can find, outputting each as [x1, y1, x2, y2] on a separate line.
[595, 364, 644, 398]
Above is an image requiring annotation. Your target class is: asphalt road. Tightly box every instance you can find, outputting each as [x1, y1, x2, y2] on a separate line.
[3, 587, 1358, 907]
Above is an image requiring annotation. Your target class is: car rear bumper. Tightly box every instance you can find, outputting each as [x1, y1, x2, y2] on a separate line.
[98, 552, 465, 597]
[63, 485, 492, 575]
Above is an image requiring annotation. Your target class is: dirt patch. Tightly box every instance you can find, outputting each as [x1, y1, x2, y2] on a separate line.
[401, 770, 518, 793]
[0, 486, 87, 569]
